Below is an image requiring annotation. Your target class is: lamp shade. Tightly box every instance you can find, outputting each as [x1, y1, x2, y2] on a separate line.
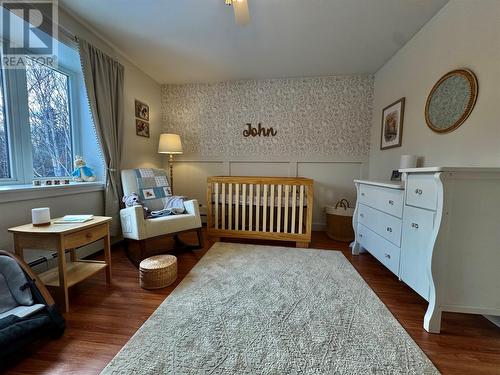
[158, 134, 183, 154]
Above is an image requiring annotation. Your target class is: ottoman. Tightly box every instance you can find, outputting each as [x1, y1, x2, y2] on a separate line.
[139, 254, 177, 289]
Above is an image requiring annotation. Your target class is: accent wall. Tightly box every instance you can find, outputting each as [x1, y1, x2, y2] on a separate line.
[162, 75, 374, 228]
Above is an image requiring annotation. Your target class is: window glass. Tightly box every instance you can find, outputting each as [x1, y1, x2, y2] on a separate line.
[0, 69, 10, 179]
[26, 58, 73, 178]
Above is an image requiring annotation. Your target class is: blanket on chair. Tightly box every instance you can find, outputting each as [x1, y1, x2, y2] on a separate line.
[149, 196, 187, 218]
[134, 168, 186, 217]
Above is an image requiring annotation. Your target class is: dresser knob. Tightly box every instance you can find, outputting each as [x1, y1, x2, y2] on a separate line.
[384, 253, 391, 259]
[359, 234, 363, 238]
[411, 223, 419, 229]
[360, 213, 364, 218]
[415, 188, 423, 195]
[388, 200, 394, 205]
[386, 227, 392, 232]
[361, 193, 365, 196]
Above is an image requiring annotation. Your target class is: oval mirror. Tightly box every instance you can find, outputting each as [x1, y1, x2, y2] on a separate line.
[425, 69, 478, 133]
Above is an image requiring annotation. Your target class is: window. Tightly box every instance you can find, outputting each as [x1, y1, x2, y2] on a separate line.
[0, 15, 102, 186]
[0, 69, 10, 179]
[0, 54, 96, 185]
[26, 59, 73, 178]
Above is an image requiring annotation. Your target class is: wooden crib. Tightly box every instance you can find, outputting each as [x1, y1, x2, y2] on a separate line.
[206, 176, 314, 247]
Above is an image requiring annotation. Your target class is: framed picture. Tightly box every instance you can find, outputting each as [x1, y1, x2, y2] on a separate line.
[135, 99, 149, 121]
[380, 97, 405, 150]
[390, 170, 402, 181]
[136, 119, 150, 138]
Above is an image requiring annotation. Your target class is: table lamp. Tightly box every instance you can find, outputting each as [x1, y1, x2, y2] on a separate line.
[158, 133, 183, 193]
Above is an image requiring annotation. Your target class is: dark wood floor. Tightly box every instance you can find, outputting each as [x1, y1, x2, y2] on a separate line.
[4, 230, 500, 374]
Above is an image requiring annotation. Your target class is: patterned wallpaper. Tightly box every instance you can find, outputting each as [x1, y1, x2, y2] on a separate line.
[161, 75, 374, 158]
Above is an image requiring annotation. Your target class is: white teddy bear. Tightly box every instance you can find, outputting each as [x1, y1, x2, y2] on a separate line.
[71, 156, 96, 182]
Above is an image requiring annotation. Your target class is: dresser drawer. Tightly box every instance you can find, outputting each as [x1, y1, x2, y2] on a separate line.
[358, 204, 402, 247]
[400, 206, 435, 301]
[357, 223, 401, 276]
[358, 184, 404, 218]
[406, 174, 438, 211]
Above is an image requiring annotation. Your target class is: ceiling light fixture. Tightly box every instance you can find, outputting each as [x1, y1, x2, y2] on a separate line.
[225, 0, 250, 26]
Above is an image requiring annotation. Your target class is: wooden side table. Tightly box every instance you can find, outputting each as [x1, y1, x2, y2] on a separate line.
[8, 216, 112, 312]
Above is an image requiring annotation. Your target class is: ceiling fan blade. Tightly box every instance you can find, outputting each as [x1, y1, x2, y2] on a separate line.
[233, 0, 250, 26]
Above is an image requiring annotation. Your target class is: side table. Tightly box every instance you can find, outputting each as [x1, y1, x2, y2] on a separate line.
[8, 216, 112, 312]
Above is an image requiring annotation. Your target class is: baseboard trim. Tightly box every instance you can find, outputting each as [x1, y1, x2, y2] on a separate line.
[312, 223, 326, 231]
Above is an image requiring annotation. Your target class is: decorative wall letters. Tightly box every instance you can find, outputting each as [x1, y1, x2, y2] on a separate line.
[243, 123, 277, 137]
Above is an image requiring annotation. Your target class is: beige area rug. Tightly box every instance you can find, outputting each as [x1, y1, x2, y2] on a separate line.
[102, 242, 439, 374]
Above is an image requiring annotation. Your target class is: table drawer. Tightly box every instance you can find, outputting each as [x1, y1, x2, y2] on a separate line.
[406, 174, 437, 211]
[357, 223, 401, 276]
[358, 184, 404, 218]
[358, 204, 402, 247]
[63, 223, 108, 249]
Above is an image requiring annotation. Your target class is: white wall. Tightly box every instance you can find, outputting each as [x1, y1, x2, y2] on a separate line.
[368, 0, 500, 179]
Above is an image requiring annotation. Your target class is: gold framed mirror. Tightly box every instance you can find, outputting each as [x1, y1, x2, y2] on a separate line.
[425, 69, 478, 133]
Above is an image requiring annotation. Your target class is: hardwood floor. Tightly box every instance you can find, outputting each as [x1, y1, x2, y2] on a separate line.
[4, 230, 500, 374]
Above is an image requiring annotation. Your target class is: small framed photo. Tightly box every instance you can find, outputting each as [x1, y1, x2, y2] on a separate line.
[390, 170, 402, 181]
[135, 99, 149, 121]
[380, 97, 405, 150]
[136, 119, 150, 138]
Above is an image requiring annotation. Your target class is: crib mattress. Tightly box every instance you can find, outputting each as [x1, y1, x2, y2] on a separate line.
[211, 194, 308, 207]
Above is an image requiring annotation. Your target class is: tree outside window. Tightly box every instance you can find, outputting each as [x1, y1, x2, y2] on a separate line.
[26, 58, 73, 178]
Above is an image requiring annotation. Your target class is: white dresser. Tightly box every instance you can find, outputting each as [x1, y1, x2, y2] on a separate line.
[353, 167, 500, 333]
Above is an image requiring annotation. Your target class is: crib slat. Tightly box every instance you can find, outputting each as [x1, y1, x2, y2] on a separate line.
[242, 184, 246, 230]
[214, 182, 219, 230]
[255, 184, 261, 231]
[228, 183, 233, 230]
[249, 184, 253, 232]
[235, 184, 239, 231]
[284, 185, 290, 233]
[299, 185, 304, 234]
[263, 184, 268, 232]
[270, 184, 275, 232]
[221, 183, 226, 230]
[277, 185, 282, 232]
[291, 185, 297, 233]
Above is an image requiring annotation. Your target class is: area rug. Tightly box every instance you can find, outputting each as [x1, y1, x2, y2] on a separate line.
[102, 243, 439, 374]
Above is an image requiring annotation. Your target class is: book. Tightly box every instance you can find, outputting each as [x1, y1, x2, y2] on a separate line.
[54, 215, 94, 224]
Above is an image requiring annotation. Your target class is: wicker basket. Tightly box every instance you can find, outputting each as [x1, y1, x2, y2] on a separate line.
[139, 255, 177, 290]
[325, 199, 355, 242]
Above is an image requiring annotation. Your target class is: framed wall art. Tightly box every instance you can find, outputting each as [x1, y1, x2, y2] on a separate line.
[136, 119, 150, 138]
[135, 99, 150, 121]
[380, 97, 405, 150]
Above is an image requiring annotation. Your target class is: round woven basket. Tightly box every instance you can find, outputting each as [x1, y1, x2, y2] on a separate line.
[139, 255, 177, 290]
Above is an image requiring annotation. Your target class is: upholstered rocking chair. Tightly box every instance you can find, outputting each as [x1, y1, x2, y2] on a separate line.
[120, 169, 203, 266]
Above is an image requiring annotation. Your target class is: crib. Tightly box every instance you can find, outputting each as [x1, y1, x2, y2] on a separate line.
[206, 176, 314, 247]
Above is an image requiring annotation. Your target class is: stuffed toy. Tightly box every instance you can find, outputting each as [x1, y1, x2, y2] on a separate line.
[122, 193, 150, 218]
[71, 156, 96, 182]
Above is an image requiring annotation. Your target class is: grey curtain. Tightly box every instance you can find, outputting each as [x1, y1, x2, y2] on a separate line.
[78, 38, 124, 236]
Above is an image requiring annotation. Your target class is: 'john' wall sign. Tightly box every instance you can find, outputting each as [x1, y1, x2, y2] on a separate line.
[243, 123, 277, 137]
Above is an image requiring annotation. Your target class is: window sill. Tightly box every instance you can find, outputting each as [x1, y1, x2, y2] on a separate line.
[0, 182, 105, 203]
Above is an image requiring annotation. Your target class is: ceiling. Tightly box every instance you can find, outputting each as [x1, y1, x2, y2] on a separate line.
[60, 0, 448, 84]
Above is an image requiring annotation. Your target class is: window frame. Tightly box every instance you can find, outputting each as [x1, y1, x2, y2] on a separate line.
[0, 67, 14, 182]
[0, 60, 83, 185]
